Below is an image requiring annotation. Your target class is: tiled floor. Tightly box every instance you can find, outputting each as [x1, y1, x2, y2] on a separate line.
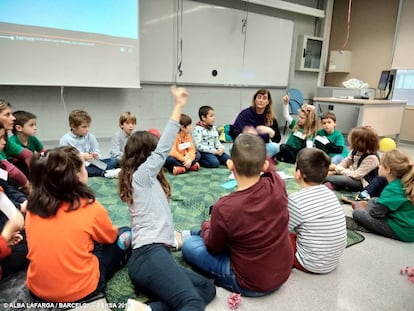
[67, 141, 414, 311]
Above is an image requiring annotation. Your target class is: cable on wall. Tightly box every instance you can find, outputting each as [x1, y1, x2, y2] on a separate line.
[240, 1, 250, 108]
[340, 0, 352, 51]
[60, 86, 68, 118]
[175, 0, 184, 80]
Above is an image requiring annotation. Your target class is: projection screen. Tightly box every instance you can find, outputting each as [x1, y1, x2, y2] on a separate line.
[0, 0, 140, 88]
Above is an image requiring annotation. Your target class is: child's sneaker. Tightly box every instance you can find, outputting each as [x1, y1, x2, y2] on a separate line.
[104, 168, 121, 178]
[352, 201, 368, 210]
[173, 166, 186, 175]
[189, 162, 200, 171]
[341, 190, 371, 204]
[125, 299, 148, 311]
[117, 230, 132, 250]
[324, 182, 336, 190]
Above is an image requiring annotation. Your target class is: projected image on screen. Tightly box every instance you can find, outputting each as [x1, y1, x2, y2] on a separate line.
[0, 0, 139, 88]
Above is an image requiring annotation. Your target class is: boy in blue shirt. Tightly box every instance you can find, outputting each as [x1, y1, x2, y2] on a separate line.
[60, 109, 117, 177]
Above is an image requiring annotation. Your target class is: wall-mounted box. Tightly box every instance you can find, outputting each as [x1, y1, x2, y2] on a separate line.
[328, 50, 352, 73]
[296, 35, 323, 72]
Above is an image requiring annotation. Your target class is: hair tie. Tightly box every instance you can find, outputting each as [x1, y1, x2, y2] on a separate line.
[305, 105, 315, 112]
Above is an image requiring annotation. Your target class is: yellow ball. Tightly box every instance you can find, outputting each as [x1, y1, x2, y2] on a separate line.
[379, 137, 397, 152]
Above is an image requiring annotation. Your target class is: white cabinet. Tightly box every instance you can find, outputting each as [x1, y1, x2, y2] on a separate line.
[295, 35, 323, 72]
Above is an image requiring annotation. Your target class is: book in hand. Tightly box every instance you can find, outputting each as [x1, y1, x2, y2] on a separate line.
[89, 158, 108, 171]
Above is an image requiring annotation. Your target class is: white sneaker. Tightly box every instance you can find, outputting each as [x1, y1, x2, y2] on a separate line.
[125, 299, 150, 311]
[104, 168, 121, 178]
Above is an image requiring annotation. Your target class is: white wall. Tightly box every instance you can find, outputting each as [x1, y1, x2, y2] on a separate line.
[0, 0, 324, 150]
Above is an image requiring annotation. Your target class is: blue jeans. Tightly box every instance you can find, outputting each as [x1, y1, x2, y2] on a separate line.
[87, 158, 118, 177]
[128, 244, 216, 311]
[266, 142, 280, 158]
[364, 176, 388, 197]
[164, 151, 201, 172]
[331, 154, 344, 165]
[199, 152, 230, 168]
[182, 235, 276, 297]
[88, 226, 131, 297]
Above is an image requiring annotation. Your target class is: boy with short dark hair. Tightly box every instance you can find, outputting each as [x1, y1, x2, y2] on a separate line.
[192, 105, 229, 168]
[59, 109, 117, 177]
[182, 133, 293, 296]
[288, 148, 347, 273]
[314, 112, 348, 164]
[9, 110, 46, 154]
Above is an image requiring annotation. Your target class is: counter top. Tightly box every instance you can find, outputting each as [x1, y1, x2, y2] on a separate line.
[313, 97, 406, 105]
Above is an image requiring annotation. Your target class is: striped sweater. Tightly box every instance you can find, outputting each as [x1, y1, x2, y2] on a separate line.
[288, 185, 347, 273]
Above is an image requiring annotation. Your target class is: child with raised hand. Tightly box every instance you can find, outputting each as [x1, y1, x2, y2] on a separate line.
[25, 146, 130, 303]
[119, 86, 216, 311]
[314, 112, 348, 164]
[324, 126, 380, 192]
[192, 105, 230, 168]
[277, 94, 319, 164]
[110, 111, 137, 165]
[352, 149, 414, 242]
[164, 113, 201, 175]
[288, 148, 347, 273]
[182, 133, 292, 297]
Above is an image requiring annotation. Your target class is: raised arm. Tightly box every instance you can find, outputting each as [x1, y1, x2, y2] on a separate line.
[283, 95, 293, 124]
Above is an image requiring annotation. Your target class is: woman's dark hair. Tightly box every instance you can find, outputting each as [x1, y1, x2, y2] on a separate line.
[27, 146, 95, 217]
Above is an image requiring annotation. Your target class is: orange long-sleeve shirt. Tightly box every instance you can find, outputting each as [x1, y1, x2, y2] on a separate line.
[25, 199, 118, 302]
[169, 132, 196, 163]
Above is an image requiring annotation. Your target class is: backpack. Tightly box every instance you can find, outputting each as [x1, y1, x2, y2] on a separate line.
[351, 150, 379, 183]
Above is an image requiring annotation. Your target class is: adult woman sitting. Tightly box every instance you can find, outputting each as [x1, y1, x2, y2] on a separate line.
[230, 89, 281, 158]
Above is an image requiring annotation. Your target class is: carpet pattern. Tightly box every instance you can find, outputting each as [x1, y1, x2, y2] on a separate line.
[93, 164, 364, 308]
[0, 163, 365, 310]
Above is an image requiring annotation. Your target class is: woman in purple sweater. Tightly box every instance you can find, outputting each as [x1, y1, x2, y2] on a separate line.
[230, 89, 281, 158]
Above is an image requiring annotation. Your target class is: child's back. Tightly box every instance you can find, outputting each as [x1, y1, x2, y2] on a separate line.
[289, 148, 347, 273]
[183, 133, 292, 295]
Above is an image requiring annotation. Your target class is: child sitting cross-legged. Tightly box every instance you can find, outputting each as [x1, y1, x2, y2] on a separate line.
[164, 113, 201, 175]
[181, 133, 293, 297]
[288, 148, 347, 273]
[192, 105, 230, 168]
[352, 149, 414, 242]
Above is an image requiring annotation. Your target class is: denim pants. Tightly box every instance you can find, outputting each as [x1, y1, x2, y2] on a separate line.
[88, 226, 131, 297]
[199, 152, 230, 168]
[87, 158, 119, 177]
[164, 151, 201, 172]
[265, 142, 280, 158]
[182, 235, 276, 297]
[128, 243, 216, 311]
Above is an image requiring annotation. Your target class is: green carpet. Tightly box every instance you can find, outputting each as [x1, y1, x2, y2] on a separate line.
[87, 164, 365, 309]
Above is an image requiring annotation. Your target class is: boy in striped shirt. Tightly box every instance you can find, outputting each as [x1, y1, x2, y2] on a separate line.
[288, 148, 347, 273]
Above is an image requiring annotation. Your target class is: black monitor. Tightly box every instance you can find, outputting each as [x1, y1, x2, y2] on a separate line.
[377, 70, 391, 91]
